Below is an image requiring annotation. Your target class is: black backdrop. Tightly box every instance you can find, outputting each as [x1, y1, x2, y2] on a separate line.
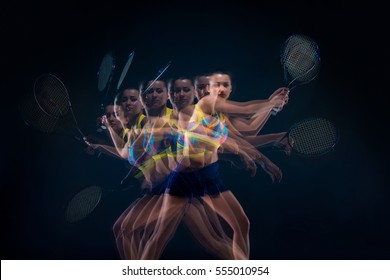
[2, 2, 388, 259]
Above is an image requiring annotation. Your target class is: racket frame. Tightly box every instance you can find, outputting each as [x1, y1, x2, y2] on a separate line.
[272, 34, 321, 115]
[142, 61, 172, 94]
[64, 184, 133, 223]
[285, 117, 339, 158]
[33, 73, 85, 139]
[97, 51, 116, 110]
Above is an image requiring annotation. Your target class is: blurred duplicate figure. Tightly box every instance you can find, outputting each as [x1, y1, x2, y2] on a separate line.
[195, 73, 292, 164]
[83, 100, 125, 158]
[87, 72, 289, 259]
[140, 76, 237, 259]
[194, 73, 210, 100]
[118, 79, 176, 259]
[140, 72, 289, 260]
[84, 87, 151, 259]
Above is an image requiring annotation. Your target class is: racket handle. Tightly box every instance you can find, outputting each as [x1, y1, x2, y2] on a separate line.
[271, 107, 281, 116]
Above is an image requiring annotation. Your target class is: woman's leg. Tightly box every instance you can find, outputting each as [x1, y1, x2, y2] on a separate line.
[203, 191, 250, 259]
[121, 195, 155, 259]
[183, 199, 234, 259]
[140, 194, 188, 259]
[112, 197, 140, 259]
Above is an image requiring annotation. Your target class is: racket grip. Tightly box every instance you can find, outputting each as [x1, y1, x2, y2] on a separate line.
[271, 107, 281, 116]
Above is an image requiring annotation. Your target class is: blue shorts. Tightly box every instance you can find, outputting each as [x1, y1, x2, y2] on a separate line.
[165, 162, 230, 199]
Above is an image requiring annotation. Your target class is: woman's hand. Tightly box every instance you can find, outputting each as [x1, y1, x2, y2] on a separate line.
[268, 87, 289, 111]
[256, 155, 283, 184]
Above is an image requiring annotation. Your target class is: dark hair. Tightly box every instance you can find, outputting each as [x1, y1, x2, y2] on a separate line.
[138, 79, 167, 98]
[194, 72, 211, 80]
[208, 69, 236, 96]
[167, 75, 194, 94]
[117, 87, 139, 99]
[208, 69, 234, 83]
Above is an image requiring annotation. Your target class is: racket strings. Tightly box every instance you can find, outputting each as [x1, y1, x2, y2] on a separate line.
[98, 52, 115, 92]
[283, 43, 320, 83]
[19, 94, 59, 133]
[65, 186, 102, 223]
[34, 74, 70, 118]
[34, 73, 86, 138]
[281, 34, 320, 85]
[289, 118, 337, 156]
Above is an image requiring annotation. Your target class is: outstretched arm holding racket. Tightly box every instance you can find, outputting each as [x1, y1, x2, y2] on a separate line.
[227, 87, 289, 136]
[84, 100, 127, 158]
[85, 112, 129, 159]
[193, 74, 289, 138]
[246, 117, 339, 158]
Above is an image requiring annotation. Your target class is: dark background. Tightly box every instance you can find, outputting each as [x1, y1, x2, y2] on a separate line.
[2, 2, 389, 259]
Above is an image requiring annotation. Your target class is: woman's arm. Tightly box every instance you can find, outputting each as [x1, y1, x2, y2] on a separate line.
[101, 115, 129, 159]
[215, 87, 289, 115]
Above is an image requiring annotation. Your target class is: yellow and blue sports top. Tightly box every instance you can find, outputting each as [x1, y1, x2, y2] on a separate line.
[183, 104, 228, 156]
[126, 113, 147, 166]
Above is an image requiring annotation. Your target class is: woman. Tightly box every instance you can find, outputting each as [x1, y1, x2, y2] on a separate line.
[118, 80, 175, 259]
[86, 87, 157, 259]
[140, 73, 288, 259]
[195, 73, 292, 179]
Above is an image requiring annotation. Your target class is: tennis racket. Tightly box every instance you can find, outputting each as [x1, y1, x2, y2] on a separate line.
[97, 51, 116, 109]
[64, 184, 133, 223]
[268, 117, 339, 158]
[18, 92, 59, 133]
[33, 73, 86, 141]
[272, 34, 321, 115]
[116, 50, 135, 93]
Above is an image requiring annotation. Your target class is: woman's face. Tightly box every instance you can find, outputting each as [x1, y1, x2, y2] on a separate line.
[194, 75, 210, 100]
[170, 79, 195, 110]
[105, 104, 122, 132]
[120, 89, 142, 116]
[208, 74, 232, 100]
[142, 80, 168, 111]
[113, 104, 126, 125]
